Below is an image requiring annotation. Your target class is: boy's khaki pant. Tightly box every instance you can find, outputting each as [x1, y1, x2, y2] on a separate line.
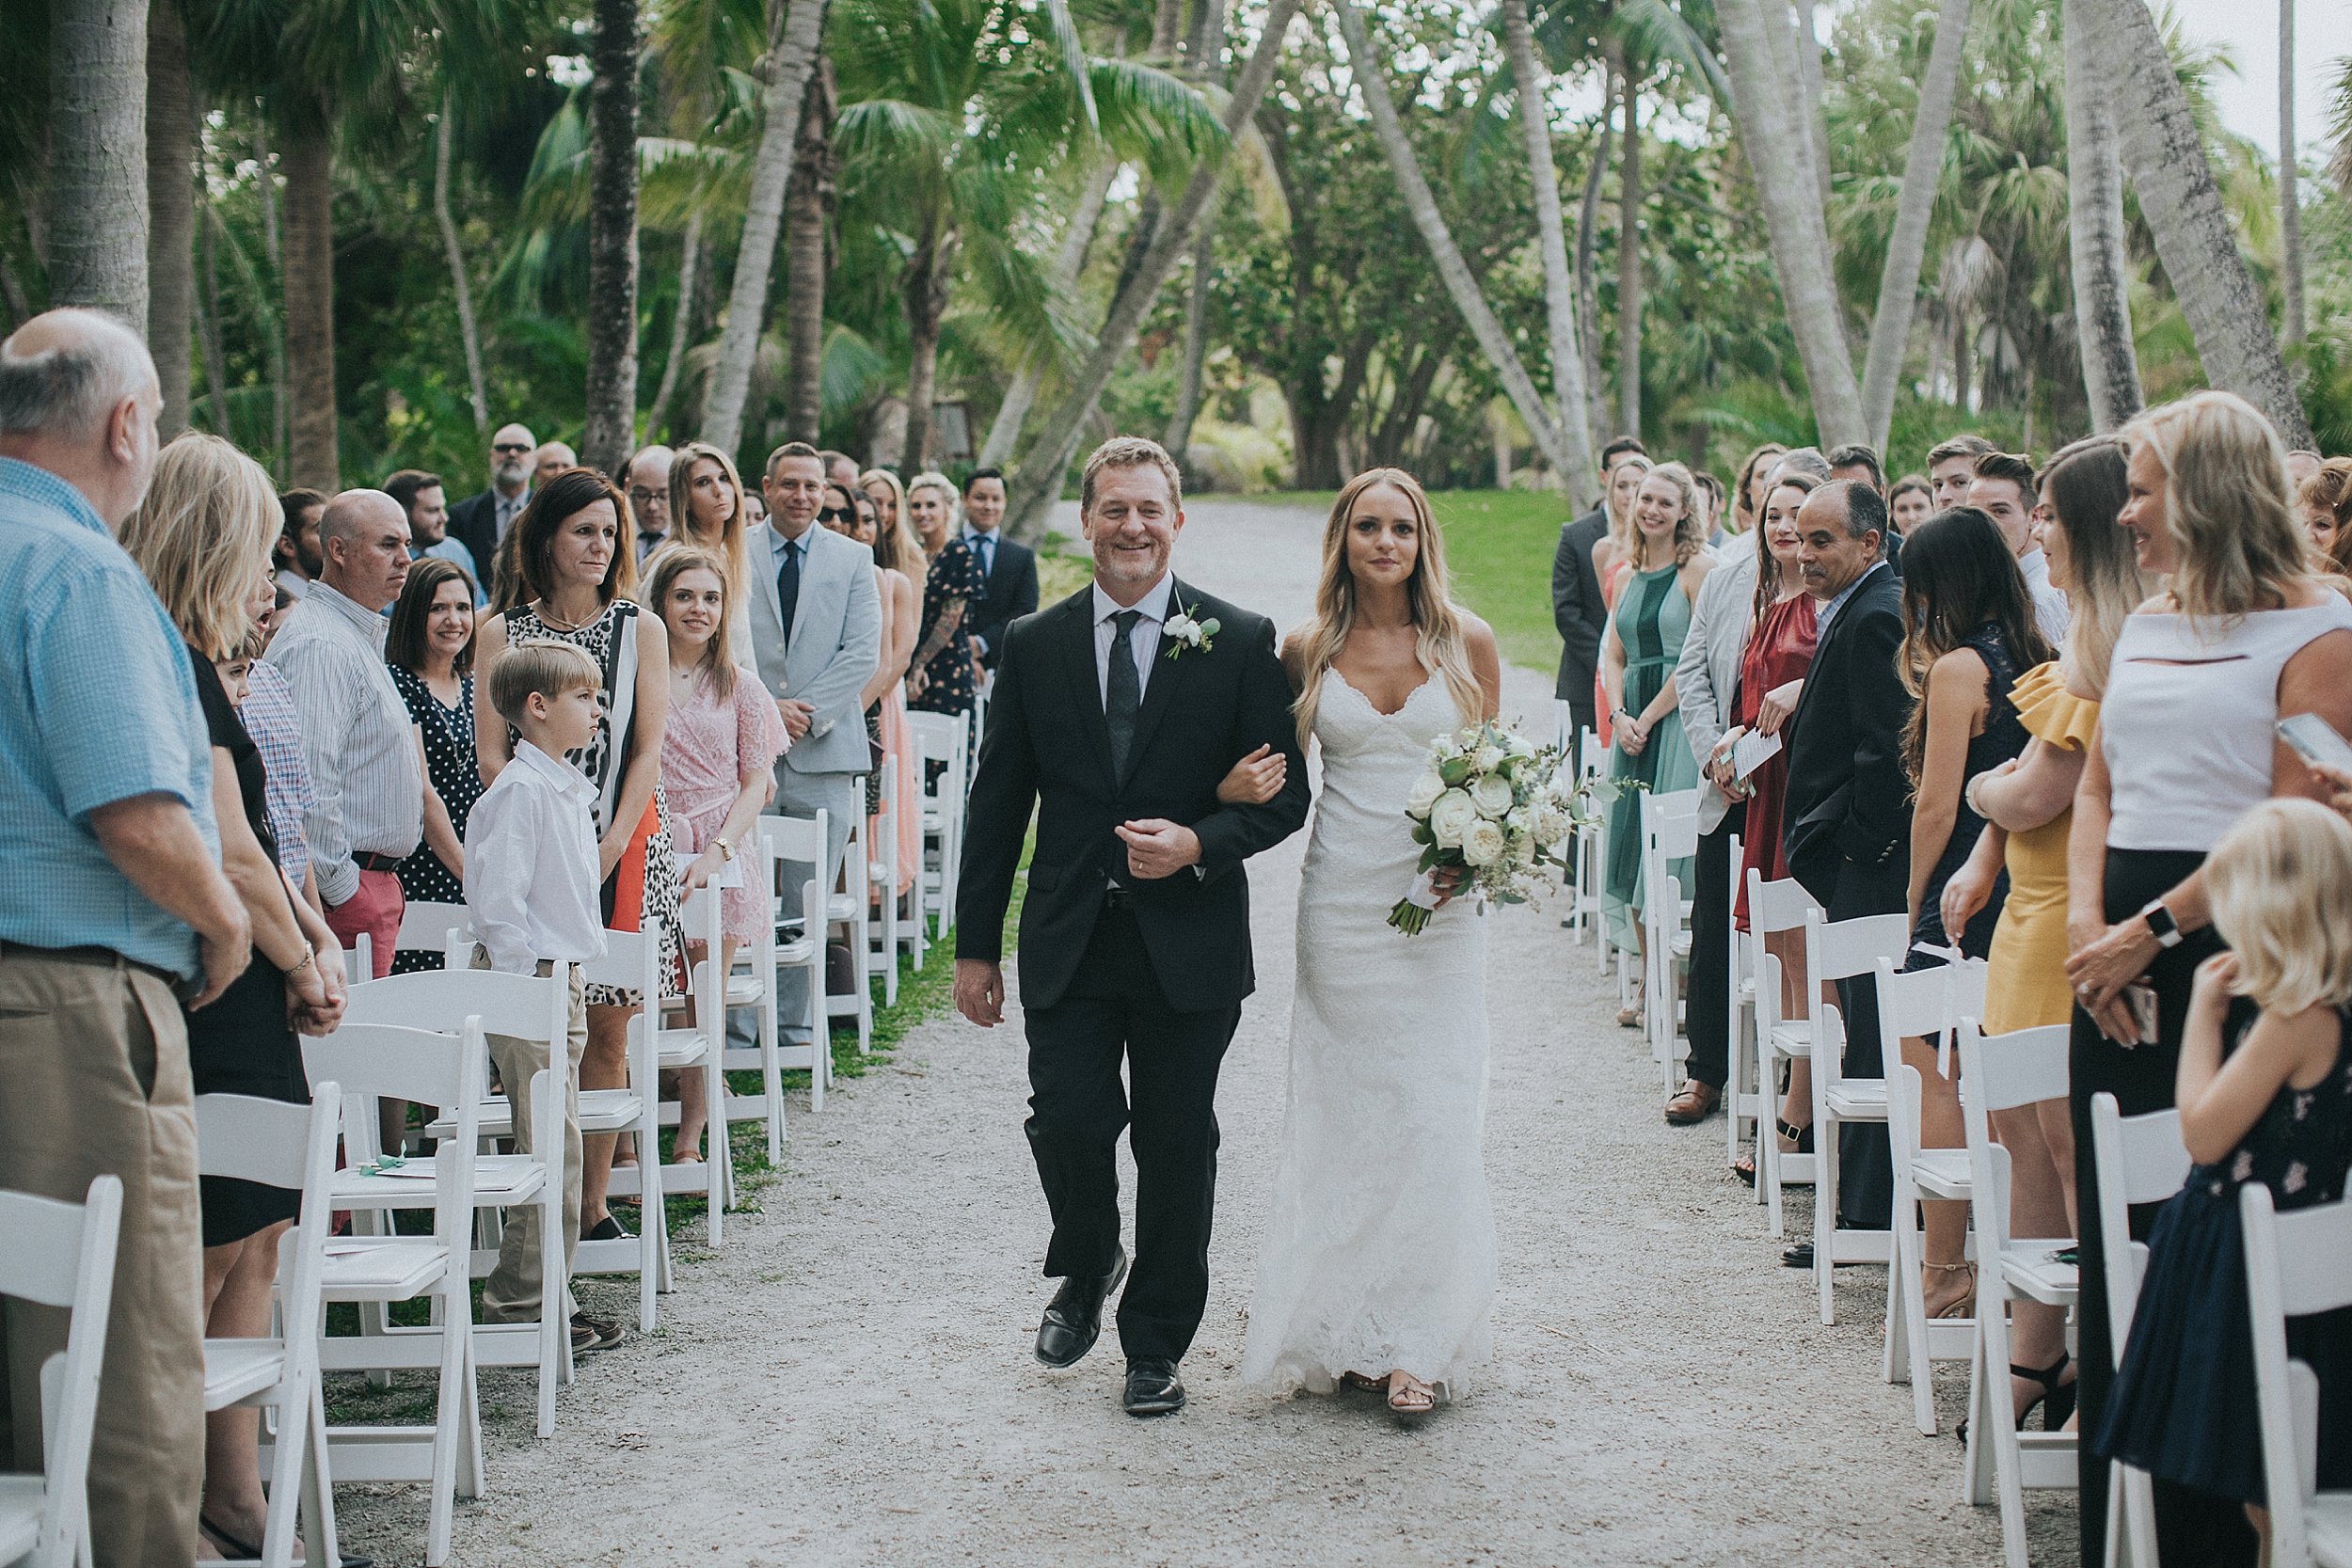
[471, 956, 589, 1323]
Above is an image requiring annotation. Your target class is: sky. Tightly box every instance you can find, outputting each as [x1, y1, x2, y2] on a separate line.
[2121, 0, 2350, 163]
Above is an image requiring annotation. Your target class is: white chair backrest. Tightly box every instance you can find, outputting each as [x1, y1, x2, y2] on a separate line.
[2243, 1185, 2352, 1561]
[1957, 1021, 2072, 1253]
[762, 809, 831, 874]
[1578, 727, 1606, 784]
[1872, 956, 1988, 1077]
[0, 1175, 121, 1568]
[2088, 1095, 2190, 1355]
[393, 899, 472, 961]
[1745, 868, 1820, 939]
[1804, 907, 1911, 986]
[343, 937, 372, 986]
[1639, 787, 1702, 862]
[192, 1090, 342, 1370]
[341, 963, 571, 1046]
[908, 711, 965, 786]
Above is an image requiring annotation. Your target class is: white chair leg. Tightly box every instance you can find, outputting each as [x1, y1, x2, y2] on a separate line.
[1816, 1109, 1839, 1325]
[427, 1298, 464, 1566]
[259, 1376, 308, 1568]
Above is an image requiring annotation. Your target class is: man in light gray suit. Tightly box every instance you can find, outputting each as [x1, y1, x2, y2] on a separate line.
[748, 441, 882, 1040]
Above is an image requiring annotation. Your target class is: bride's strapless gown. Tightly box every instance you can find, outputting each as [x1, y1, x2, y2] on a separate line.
[1240, 672, 1497, 1399]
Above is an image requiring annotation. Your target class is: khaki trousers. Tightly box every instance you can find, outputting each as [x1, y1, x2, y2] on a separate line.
[0, 945, 205, 1568]
[472, 956, 588, 1323]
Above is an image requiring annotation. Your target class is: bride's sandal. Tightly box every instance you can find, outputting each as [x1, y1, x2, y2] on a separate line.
[1387, 1372, 1438, 1418]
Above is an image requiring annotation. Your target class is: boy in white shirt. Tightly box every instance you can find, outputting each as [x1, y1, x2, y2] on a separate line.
[465, 640, 619, 1354]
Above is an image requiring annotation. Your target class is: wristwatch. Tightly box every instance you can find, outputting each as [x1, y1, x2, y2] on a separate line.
[714, 836, 735, 863]
[2139, 897, 2182, 949]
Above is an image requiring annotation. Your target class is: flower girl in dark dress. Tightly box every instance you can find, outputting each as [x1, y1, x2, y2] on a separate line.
[2093, 799, 2352, 1560]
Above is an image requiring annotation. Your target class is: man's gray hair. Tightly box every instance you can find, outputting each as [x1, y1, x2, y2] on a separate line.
[1772, 446, 1833, 484]
[0, 309, 155, 439]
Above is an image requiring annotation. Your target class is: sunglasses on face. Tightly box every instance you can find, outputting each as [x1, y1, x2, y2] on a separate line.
[494, 442, 532, 454]
[818, 507, 854, 525]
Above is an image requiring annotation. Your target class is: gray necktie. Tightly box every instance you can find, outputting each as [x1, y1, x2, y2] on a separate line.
[1105, 610, 1142, 777]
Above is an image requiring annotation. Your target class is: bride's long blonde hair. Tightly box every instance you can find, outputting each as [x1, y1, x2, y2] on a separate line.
[1292, 467, 1484, 751]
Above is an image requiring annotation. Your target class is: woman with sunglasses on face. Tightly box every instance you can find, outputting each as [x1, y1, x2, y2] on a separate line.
[903, 469, 985, 722]
[821, 482, 901, 822]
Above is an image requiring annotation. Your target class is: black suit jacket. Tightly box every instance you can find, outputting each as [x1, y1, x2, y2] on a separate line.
[965, 531, 1039, 672]
[1781, 563, 1912, 887]
[448, 489, 505, 594]
[955, 581, 1311, 1012]
[1551, 506, 1609, 703]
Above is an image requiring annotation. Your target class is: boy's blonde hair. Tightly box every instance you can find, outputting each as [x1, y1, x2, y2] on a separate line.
[489, 639, 601, 727]
[2205, 798, 2352, 1015]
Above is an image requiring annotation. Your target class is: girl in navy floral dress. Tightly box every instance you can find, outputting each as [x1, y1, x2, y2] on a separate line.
[2093, 799, 2352, 1557]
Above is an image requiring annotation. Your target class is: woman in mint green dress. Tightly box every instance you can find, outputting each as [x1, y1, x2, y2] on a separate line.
[1599, 463, 1718, 1024]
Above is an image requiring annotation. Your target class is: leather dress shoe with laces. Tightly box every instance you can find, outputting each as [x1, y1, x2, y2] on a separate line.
[1035, 1249, 1128, 1369]
[1122, 1357, 1185, 1417]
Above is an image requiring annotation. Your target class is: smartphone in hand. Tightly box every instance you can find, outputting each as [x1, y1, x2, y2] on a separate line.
[2278, 712, 2352, 775]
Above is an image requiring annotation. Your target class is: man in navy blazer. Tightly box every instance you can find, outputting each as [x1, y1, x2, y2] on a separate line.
[959, 466, 1038, 673]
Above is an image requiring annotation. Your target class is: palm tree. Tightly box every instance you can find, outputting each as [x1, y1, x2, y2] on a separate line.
[979, 155, 1118, 467]
[2061, 0, 2139, 429]
[781, 55, 835, 442]
[2082, 0, 2311, 447]
[1161, 0, 1229, 470]
[1327, 0, 1571, 477]
[698, 0, 826, 463]
[147, 0, 196, 436]
[580, 0, 644, 478]
[1499, 0, 1599, 501]
[48, 0, 150, 329]
[432, 88, 489, 431]
[2279, 0, 2304, 346]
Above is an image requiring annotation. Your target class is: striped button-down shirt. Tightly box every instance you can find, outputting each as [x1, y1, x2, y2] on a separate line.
[264, 579, 422, 906]
[238, 657, 317, 890]
[0, 457, 216, 979]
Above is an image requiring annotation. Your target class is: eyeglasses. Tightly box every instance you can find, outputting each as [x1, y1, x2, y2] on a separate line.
[628, 488, 662, 506]
[493, 442, 532, 454]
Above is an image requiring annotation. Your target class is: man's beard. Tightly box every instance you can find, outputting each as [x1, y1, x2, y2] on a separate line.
[496, 459, 530, 488]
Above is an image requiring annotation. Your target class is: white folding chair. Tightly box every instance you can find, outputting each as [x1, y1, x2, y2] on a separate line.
[195, 1091, 341, 1568]
[1567, 728, 1608, 956]
[2242, 1185, 2352, 1568]
[651, 883, 731, 1243]
[1724, 832, 1757, 1166]
[389, 899, 471, 970]
[1805, 907, 1910, 1323]
[909, 710, 968, 940]
[1745, 868, 1822, 1232]
[866, 766, 905, 1006]
[306, 1023, 493, 1562]
[370, 966, 572, 1438]
[2089, 1096, 2191, 1568]
[825, 800, 876, 1055]
[0, 1175, 121, 1568]
[1874, 955, 1987, 1435]
[1958, 1020, 2079, 1568]
[1637, 787, 1701, 1091]
[576, 927, 669, 1331]
[734, 812, 831, 1132]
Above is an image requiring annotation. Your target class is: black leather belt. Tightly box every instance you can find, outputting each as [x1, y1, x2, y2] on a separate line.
[0, 940, 183, 989]
[355, 852, 406, 872]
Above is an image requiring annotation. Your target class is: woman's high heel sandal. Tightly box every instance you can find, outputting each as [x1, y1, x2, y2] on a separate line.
[1922, 1260, 1977, 1320]
[2014, 1351, 2075, 1431]
[1616, 982, 1645, 1029]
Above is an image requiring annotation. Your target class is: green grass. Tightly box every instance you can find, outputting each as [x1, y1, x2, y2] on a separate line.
[1424, 489, 1574, 673]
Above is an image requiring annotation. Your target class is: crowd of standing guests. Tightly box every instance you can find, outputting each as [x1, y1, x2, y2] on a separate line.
[1558, 396, 2352, 1565]
[0, 306, 1038, 1565]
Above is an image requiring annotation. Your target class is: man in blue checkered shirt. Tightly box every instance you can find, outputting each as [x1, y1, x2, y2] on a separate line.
[0, 309, 249, 1567]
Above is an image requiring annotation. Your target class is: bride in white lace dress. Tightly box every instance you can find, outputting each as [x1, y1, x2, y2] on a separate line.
[1233, 467, 1504, 1418]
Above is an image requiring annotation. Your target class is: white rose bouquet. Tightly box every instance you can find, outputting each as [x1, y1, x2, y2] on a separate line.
[1390, 718, 1587, 935]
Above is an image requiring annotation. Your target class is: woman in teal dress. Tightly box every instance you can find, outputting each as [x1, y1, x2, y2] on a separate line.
[1600, 462, 1717, 1025]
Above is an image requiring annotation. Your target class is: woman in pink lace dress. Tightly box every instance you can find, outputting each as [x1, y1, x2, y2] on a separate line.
[646, 546, 787, 1163]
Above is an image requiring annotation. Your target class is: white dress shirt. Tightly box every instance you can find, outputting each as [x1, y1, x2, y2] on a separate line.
[463, 739, 607, 974]
[2017, 546, 2072, 647]
[1092, 573, 1175, 707]
[263, 579, 424, 906]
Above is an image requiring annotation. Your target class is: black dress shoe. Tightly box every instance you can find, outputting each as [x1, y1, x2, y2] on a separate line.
[1035, 1249, 1128, 1369]
[1783, 1242, 1814, 1269]
[1122, 1357, 1185, 1417]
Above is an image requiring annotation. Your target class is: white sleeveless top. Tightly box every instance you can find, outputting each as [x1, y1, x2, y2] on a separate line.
[2102, 597, 2352, 852]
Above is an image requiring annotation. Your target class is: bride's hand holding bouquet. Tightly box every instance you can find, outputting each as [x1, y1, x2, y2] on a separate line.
[1390, 719, 1584, 935]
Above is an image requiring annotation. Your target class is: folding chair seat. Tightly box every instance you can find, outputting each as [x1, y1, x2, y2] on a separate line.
[2089, 1096, 2191, 1568]
[1743, 868, 1822, 1231]
[1637, 787, 1701, 1092]
[647, 884, 730, 1243]
[726, 814, 830, 1149]
[0, 1175, 121, 1568]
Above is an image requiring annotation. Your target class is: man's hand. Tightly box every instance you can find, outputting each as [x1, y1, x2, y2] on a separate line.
[1116, 819, 1202, 880]
[777, 697, 815, 742]
[191, 915, 252, 1009]
[954, 958, 1005, 1028]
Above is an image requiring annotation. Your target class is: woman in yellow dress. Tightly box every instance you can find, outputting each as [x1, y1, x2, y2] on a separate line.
[1939, 436, 2152, 1426]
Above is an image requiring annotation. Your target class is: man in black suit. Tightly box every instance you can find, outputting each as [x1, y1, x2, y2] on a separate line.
[954, 437, 1310, 1418]
[1549, 436, 1647, 739]
[447, 421, 538, 598]
[958, 465, 1038, 673]
[1781, 479, 1911, 1249]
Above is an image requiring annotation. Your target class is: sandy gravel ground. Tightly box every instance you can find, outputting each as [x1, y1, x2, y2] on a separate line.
[338, 499, 2074, 1566]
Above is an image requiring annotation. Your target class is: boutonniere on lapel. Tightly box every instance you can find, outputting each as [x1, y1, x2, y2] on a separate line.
[1162, 599, 1220, 661]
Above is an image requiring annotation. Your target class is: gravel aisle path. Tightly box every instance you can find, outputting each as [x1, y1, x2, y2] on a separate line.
[348, 499, 2073, 1566]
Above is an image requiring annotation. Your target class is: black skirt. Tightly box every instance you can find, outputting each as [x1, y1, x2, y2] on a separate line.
[185, 952, 310, 1249]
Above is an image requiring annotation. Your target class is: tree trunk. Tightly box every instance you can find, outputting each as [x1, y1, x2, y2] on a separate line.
[2061, 0, 2140, 430]
[1952, 307, 1971, 412]
[1327, 0, 1568, 474]
[581, 0, 643, 479]
[645, 208, 704, 441]
[699, 0, 827, 461]
[1161, 0, 1230, 469]
[1790, 0, 1832, 218]
[280, 117, 339, 491]
[48, 0, 149, 329]
[2084, 0, 2310, 445]
[1502, 0, 1599, 501]
[2279, 0, 2304, 346]
[196, 191, 230, 436]
[1575, 83, 1615, 466]
[434, 90, 489, 431]
[145, 0, 194, 437]
[980, 159, 1117, 467]
[899, 230, 958, 471]
[1858, 0, 1970, 451]
[1615, 58, 1644, 443]
[255, 123, 286, 468]
[1003, 0, 1303, 539]
[782, 56, 835, 445]
[1716, 0, 1867, 446]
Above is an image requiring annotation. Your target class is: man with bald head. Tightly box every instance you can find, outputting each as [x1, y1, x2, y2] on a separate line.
[1778, 479, 1911, 1262]
[449, 420, 538, 595]
[0, 308, 246, 1567]
[627, 444, 675, 561]
[533, 438, 578, 489]
[266, 487, 424, 978]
